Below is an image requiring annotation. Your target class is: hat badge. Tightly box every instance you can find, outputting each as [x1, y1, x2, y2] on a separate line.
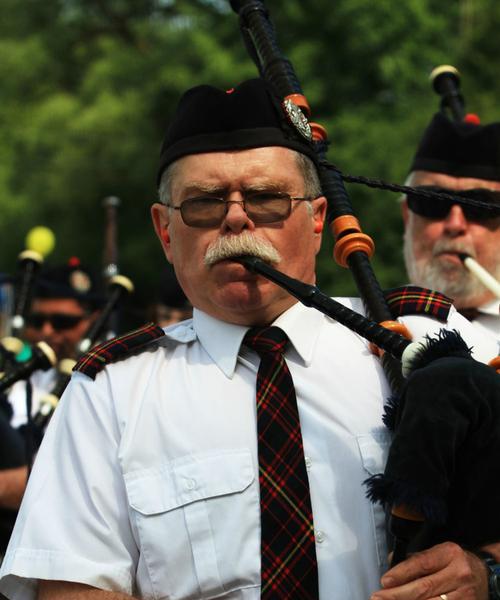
[282, 99, 313, 141]
[70, 269, 91, 293]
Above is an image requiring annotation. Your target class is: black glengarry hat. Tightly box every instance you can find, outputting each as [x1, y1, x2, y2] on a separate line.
[410, 112, 500, 181]
[34, 258, 105, 309]
[157, 78, 318, 186]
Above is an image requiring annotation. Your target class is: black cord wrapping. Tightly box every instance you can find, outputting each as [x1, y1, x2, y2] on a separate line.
[325, 163, 499, 213]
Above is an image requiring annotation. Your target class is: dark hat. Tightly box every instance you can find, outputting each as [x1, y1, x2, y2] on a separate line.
[34, 257, 105, 309]
[410, 112, 500, 181]
[157, 78, 318, 186]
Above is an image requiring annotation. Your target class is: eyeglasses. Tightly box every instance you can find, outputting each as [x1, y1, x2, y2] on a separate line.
[406, 186, 500, 223]
[166, 192, 316, 228]
[25, 313, 86, 331]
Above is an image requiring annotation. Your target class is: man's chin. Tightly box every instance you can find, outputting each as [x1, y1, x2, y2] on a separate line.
[208, 282, 290, 322]
[423, 272, 464, 293]
[210, 259, 260, 284]
[417, 264, 479, 302]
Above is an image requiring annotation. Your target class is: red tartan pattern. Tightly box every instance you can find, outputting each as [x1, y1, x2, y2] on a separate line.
[384, 285, 452, 322]
[244, 327, 319, 599]
[73, 322, 165, 380]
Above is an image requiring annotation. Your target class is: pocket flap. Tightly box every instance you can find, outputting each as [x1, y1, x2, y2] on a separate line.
[124, 448, 255, 515]
[357, 430, 391, 476]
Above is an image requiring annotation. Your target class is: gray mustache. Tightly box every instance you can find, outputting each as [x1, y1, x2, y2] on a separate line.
[432, 240, 476, 260]
[204, 233, 282, 266]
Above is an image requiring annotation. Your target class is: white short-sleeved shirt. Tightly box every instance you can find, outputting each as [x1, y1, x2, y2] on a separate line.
[0, 300, 496, 600]
[471, 300, 500, 344]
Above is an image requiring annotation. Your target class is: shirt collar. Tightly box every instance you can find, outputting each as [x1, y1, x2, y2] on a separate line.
[193, 309, 248, 377]
[478, 299, 500, 317]
[272, 301, 325, 366]
[192, 302, 328, 378]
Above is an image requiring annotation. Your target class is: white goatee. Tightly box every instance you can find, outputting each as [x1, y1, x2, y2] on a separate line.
[403, 234, 484, 301]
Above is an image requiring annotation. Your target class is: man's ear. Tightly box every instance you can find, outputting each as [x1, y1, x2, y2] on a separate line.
[151, 203, 171, 253]
[312, 196, 327, 233]
[311, 196, 327, 255]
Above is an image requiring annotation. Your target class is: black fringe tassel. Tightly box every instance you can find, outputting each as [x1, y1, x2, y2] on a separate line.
[364, 473, 448, 524]
[406, 329, 473, 373]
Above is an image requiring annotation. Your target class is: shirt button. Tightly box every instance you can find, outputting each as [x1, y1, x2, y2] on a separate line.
[185, 478, 196, 490]
[304, 456, 312, 470]
[315, 530, 325, 544]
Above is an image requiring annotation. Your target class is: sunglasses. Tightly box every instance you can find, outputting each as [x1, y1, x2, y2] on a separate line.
[406, 186, 500, 222]
[166, 192, 316, 228]
[25, 312, 86, 331]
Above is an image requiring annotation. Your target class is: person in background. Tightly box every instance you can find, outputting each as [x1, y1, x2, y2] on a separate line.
[8, 257, 104, 429]
[22, 258, 103, 361]
[402, 111, 500, 341]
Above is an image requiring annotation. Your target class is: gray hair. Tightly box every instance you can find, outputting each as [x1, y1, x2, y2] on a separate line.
[158, 160, 180, 207]
[157, 149, 322, 208]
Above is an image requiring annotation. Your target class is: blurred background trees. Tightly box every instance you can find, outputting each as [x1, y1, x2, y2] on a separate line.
[0, 0, 499, 323]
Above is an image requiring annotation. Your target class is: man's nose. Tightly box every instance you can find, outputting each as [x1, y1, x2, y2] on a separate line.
[221, 195, 256, 233]
[40, 321, 56, 338]
[443, 204, 468, 235]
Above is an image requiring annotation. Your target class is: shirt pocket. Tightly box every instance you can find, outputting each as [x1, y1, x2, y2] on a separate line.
[124, 448, 259, 599]
[357, 431, 391, 569]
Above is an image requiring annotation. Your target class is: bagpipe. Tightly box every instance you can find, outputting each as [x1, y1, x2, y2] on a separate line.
[0, 341, 56, 396]
[229, 0, 500, 564]
[0, 226, 57, 386]
[101, 195, 122, 338]
[0, 248, 45, 373]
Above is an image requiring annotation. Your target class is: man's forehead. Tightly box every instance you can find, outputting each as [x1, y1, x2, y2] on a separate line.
[410, 170, 500, 191]
[172, 147, 303, 187]
[32, 297, 85, 313]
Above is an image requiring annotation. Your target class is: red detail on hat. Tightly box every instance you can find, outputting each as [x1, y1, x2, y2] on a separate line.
[68, 256, 81, 267]
[225, 88, 235, 94]
[464, 113, 481, 125]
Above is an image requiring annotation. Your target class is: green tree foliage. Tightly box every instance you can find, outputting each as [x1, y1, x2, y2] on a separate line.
[0, 0, 499, 323]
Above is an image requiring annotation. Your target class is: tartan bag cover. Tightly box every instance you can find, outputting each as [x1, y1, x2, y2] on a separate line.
[244, 326, 319, 599]
[384, 285, 452, 321]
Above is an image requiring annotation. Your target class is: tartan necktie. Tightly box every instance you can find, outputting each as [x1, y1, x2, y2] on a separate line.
[244, 326, 319, 599]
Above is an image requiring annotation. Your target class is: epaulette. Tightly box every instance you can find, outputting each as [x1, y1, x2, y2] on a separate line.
[73, 322, 165, 380]
[384, 285, 453, 322]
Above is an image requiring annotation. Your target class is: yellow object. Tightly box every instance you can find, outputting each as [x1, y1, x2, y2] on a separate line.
[25, 226, 55, 257]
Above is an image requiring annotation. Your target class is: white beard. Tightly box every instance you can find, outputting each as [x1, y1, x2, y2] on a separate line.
[403, 233, 494, 304]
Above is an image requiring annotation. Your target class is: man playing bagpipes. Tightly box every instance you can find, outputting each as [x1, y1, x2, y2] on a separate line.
[0, 77, 498, 600]
[402, 66, 500, 341]
[7, 259, 105, 430]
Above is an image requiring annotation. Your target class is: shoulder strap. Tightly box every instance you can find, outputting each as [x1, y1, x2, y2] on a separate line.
[73, 322, 166, 380]
[384, 285, 453, 322]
